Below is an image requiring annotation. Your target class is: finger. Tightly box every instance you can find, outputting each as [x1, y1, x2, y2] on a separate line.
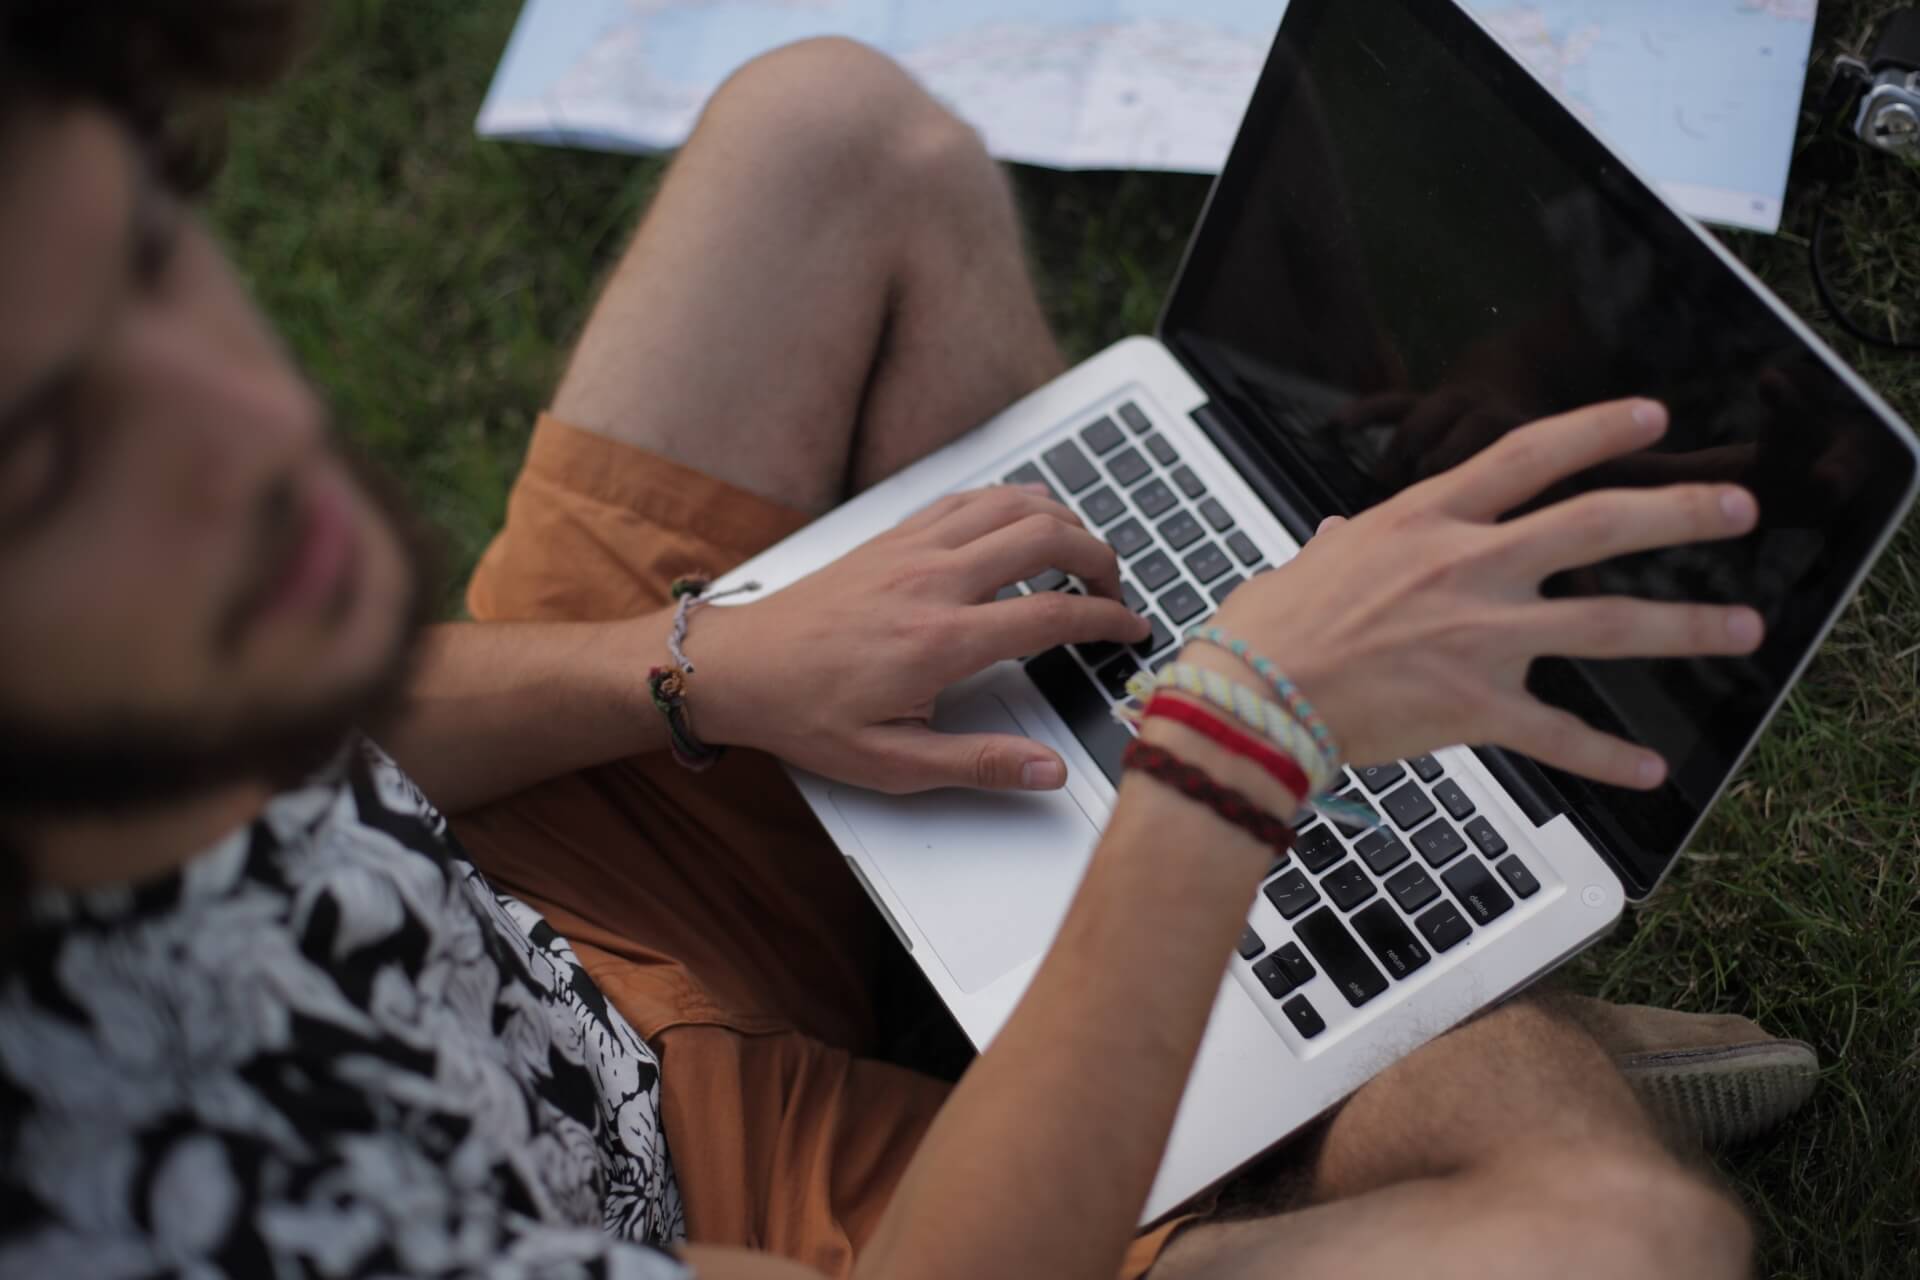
[862, 724, 1069, 794]
[1523, 597, 1765, 660]
[959, 512, 1126, 601]
[1498, 699, 1668, 790]
[921, 485, 1084, 549]
[1432, 398, 1669, 520]
[1315, 515, 1348, 536]
[960, 588, 1149, 667]
[1501, 484, 1760, 577]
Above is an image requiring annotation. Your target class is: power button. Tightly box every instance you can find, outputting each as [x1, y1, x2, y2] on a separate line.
[1581, 885, 1608, 908]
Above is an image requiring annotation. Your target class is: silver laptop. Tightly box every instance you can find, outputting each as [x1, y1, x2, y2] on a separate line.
[718, 0, 1920, 1225]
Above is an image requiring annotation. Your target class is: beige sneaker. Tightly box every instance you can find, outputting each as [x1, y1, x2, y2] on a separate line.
[1562, 996, 1820, 1149]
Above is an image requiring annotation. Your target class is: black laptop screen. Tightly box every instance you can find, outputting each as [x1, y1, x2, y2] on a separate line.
[1160, 0, 1917, 894]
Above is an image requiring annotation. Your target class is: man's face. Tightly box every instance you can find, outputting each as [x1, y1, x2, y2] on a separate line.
[0, 105, 423, 814]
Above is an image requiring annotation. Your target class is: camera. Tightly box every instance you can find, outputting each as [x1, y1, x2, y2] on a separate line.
[1832, 9, 1920, 157]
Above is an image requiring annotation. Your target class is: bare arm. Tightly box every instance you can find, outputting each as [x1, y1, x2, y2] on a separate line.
[379, 616, 676, 815]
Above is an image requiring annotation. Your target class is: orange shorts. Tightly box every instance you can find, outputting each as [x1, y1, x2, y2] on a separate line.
[457, 414, 1186, 1277]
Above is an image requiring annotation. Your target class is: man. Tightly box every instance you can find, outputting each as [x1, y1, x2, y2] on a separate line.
[0, 6, 1814, 1277]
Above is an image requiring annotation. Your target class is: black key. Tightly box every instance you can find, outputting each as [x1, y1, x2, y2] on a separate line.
[1282, 990, 1328, 1043]
[1274, 942, 1315, 986]
[1295, 908, 1389, 1008]
[1210, 574, 1244, 604]
[1495, 855, 1541, 899]
[1226, 530, 1262, 566]
[1295, 825, 1344, 874]
[1184, 542, 1232, 584]
[1081, 416, 1125, 455]
[1027, 567, 1069, 593]
[1382, 782, 1437, 831]
[1002, 461, 1060, 503]
[1409, 754, 1444, 782]
[1144, 433, 1179, 466]
[1025, 647, 1131, 784]
[1415, 901, 1472, 952]
[1158, 510, 1205, 552]
[1412, 819, 1469, 868]
[1385, 864, 1441, 913]
[1294, 810, 1320, 830]
[1354, 762, 1406, 794]
[1117, 401, 1152, 434]
[1096, 656, 1140, 701]
[1107, 446, 1151, 488]
[1323, 861, 1378, 912]
[1080, 486, 1126, 526]
[1238, 925, 1267, 961]
[1170, 465, 1207, 498]
[1076, 640, 1123, 668]
[1464, 817, 1508, 858]
[1263, 868, 1321, 920]
[1252, 955, 1296, 999]
[1132, 616, 1173, 661]
[1330, 797, 1380, 838]
[993, 583, 1024, 602]
[1042, 439, 1099, 493]
[1108, 518, 1152, 560]
[1355, 829, 1411, 875]
[1282, 994, 1326, 1039]
[1351, 901, 1431, 980]
[1199, 497, 1234, 531]
[1135, 550, 1178, 592]
[1441, 858, 1514, 925]
[1159, 582, 1207, 626]
[1133, 478, 1178, 518]
[1150, 652, 1177, 673]
[1433, 779, 1475, 820]
[1122, 581, 1146, 613]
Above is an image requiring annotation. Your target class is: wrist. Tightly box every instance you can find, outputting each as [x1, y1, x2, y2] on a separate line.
[672, 598, 758, 751]
[1135, 714, 1304, 820]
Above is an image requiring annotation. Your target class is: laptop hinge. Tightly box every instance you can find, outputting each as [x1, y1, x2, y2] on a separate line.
[1188, 402, 1320, 545]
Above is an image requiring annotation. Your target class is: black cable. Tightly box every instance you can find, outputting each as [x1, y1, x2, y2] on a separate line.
[1810, 199, 1920, 352]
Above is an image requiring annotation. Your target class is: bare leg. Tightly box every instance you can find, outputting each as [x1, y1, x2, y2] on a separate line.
[551, 38, 1064, 515]
[1151, 996, 1752, 1280]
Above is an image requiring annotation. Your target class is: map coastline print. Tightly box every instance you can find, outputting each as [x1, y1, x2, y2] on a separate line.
[478, 0, 1820, 233]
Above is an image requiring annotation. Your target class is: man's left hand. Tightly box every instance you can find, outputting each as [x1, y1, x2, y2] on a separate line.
[693, 485, 1148, 792]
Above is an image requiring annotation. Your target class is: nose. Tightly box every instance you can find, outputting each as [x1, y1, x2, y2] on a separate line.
[119, 305, 330, 523]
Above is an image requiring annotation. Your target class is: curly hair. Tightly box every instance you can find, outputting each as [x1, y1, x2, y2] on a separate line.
[0, 0, 314, 190]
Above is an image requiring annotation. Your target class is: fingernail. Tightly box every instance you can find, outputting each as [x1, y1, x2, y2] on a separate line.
[1637, 756, 1667, 788]
[1727, 608, 1763, 648]
[1022, 760, 1066, 790]
[1631, 400, 1667, 430]
[1720, 488, 1757, 526]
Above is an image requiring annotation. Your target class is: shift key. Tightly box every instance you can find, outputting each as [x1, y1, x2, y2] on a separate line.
[1294, 907, 1389, 1008]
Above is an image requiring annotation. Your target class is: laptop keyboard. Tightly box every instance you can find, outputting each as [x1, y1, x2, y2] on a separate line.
[999, 398, 1546, 1047]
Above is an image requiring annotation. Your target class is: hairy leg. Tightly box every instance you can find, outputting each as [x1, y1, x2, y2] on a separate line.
[552, 38, 1063, 516]
[1151, 996, 1752, 1280]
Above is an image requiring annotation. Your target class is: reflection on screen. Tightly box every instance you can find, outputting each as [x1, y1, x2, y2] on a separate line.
[1163, 0, 1914, 890]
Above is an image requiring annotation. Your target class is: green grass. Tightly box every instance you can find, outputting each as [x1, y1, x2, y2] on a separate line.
[208, 2, 1920, 1274]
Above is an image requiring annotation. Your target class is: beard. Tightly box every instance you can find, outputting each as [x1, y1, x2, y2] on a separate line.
[0, 445, 441, 821]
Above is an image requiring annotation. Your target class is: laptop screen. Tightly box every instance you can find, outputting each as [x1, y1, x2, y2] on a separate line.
[1160, 0, 1918, 895]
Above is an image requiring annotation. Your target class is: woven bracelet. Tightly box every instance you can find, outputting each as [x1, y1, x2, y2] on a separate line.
[1122, 739, 1297, 857]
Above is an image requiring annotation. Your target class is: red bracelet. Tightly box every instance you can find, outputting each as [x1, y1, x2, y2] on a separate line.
[1122, 739, 1297, 857]
[1140, 694, 1312, 803]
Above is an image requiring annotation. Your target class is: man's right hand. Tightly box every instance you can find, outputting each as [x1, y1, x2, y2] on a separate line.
[1206, 398, 1764, 789]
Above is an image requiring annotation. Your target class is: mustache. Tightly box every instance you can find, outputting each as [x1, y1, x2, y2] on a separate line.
[211, 470, 306, 658]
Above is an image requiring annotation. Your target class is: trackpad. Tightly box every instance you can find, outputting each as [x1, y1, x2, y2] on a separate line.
[828, 693, 1102, 994]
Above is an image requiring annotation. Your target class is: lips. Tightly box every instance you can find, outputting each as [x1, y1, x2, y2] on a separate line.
[219, 471, 362, 652]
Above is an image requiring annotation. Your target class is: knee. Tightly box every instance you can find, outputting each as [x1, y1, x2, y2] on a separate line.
[1521, 1147, 1753, 1280]
[700, 37, 989, 205]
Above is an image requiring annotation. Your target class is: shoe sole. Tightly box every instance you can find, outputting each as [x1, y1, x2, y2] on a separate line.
[1618, 1040, 1820, 1148]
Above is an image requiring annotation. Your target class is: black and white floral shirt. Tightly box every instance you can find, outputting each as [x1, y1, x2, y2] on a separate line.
[0, 743, 687, 1278]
